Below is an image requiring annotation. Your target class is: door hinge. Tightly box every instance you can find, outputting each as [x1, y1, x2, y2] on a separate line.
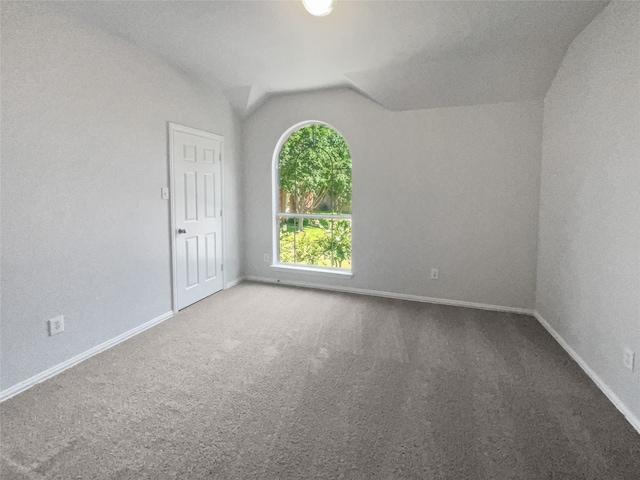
[220, 209, 223, 217]
[221, 264, 224, 271]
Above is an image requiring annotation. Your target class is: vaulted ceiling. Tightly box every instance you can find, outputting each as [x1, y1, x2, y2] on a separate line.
[39, 0, 608, 116]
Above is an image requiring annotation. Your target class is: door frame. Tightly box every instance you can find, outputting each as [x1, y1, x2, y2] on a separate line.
[168, 122, 225, 314]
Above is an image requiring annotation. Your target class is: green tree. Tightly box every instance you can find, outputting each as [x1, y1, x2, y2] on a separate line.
[318, 220, 352, 268]
[278, 124, 352, 219]
[279, 221, 352, 268]
[278, 124, 352, 268]
[279, 222, 325, 266]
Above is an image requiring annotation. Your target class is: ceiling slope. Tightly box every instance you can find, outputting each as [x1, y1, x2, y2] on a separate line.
[345, 44, 568, 110]
[27, 1, 608, 116]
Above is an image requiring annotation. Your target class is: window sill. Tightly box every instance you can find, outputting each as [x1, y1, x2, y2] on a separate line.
[270, 264, 353, 279]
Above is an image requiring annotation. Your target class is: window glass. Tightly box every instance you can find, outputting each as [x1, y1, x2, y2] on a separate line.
[276, 124, 352, 270]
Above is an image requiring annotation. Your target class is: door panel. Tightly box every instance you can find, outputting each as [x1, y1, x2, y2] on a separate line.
[183, 144, 196, 162]
[172, 127, 224, 310]
[205, 233, 217, 280]
[185, 236, 199, 288]
[203, 148, 215, 163]
[184, 171, 198, 221]
[203, 173, 215, 218]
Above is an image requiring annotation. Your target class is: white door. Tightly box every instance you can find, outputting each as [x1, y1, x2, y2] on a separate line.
[171, 125, 224, 310]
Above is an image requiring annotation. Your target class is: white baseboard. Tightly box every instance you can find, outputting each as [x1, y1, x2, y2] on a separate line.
[0, 311, 173, 403]
[225, 276, 245, 289]
[534, 311, 640, 435]
[243, 276, 534, 315]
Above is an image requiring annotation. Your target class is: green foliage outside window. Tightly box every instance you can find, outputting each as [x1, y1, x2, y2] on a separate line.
[279, 219, 352, 268]
[278, 124, 352, 269]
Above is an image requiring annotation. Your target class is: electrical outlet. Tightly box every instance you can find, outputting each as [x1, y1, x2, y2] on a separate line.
[264, 254, 269, 263]
[430, 268, 439, 280]
[623, 348, 634, 371]
[48, 315, 64, 336]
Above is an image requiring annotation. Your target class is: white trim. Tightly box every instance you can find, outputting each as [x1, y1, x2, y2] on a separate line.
[243, 276, 534, 315]
[168, 122, 225, 314]
[270, 264, 353, 278]
[168, 123, 222, 140]
[168, 123, 178, 313]
[534, 311, 640, 435]
[0, 311, 173, 403]
[225, 276, 245, 289]
[219, 133, 227, 301]
[277, 213, 352, 220]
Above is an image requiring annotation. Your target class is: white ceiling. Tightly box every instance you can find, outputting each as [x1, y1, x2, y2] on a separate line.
[37, 0, 608, 115]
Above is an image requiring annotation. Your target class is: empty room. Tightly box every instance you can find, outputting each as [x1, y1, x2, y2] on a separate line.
[1, 0, 639, 478]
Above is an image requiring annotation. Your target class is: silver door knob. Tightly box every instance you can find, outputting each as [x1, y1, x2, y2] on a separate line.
[177, 228, 186, 234]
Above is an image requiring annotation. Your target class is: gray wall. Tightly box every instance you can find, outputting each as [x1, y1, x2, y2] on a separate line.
[0, 4, 243, 391]
[536, 2, 640, 421]
[243, 90, 543, 310]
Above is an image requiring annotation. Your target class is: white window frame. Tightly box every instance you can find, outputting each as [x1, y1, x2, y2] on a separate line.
[271, 120, 353, 278]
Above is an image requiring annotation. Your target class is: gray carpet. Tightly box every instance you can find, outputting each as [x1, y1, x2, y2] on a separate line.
[1, 282, 639, 479]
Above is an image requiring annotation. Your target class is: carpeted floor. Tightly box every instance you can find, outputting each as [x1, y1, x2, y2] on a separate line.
[1, 282, 639, 479]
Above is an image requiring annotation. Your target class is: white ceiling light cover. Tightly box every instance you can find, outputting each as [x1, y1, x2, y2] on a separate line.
[302, 0, 335, 17]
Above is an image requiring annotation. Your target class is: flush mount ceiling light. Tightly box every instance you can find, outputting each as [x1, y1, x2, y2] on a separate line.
[302, 0, 335, 17]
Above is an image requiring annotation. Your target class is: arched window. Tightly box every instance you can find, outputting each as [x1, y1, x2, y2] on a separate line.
[273, 122, 352, 272]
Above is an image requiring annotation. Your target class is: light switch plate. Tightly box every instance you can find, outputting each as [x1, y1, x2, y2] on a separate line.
[161, 187, 169, 200]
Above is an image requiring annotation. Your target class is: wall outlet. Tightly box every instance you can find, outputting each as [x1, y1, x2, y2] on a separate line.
[623, 348, 634, 371]
[264, 253, 269, 263]
[48, 315, 64, 336]
[430, 268, 439, 280]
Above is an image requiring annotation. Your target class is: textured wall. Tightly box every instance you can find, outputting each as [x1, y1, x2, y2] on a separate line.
[0, 4, 243, 391]
[536, 1, 640, 421]
[243, 90, 543, 310]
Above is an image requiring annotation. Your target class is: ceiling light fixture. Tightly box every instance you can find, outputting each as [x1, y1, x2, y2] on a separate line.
[302, 0, 335, 17]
